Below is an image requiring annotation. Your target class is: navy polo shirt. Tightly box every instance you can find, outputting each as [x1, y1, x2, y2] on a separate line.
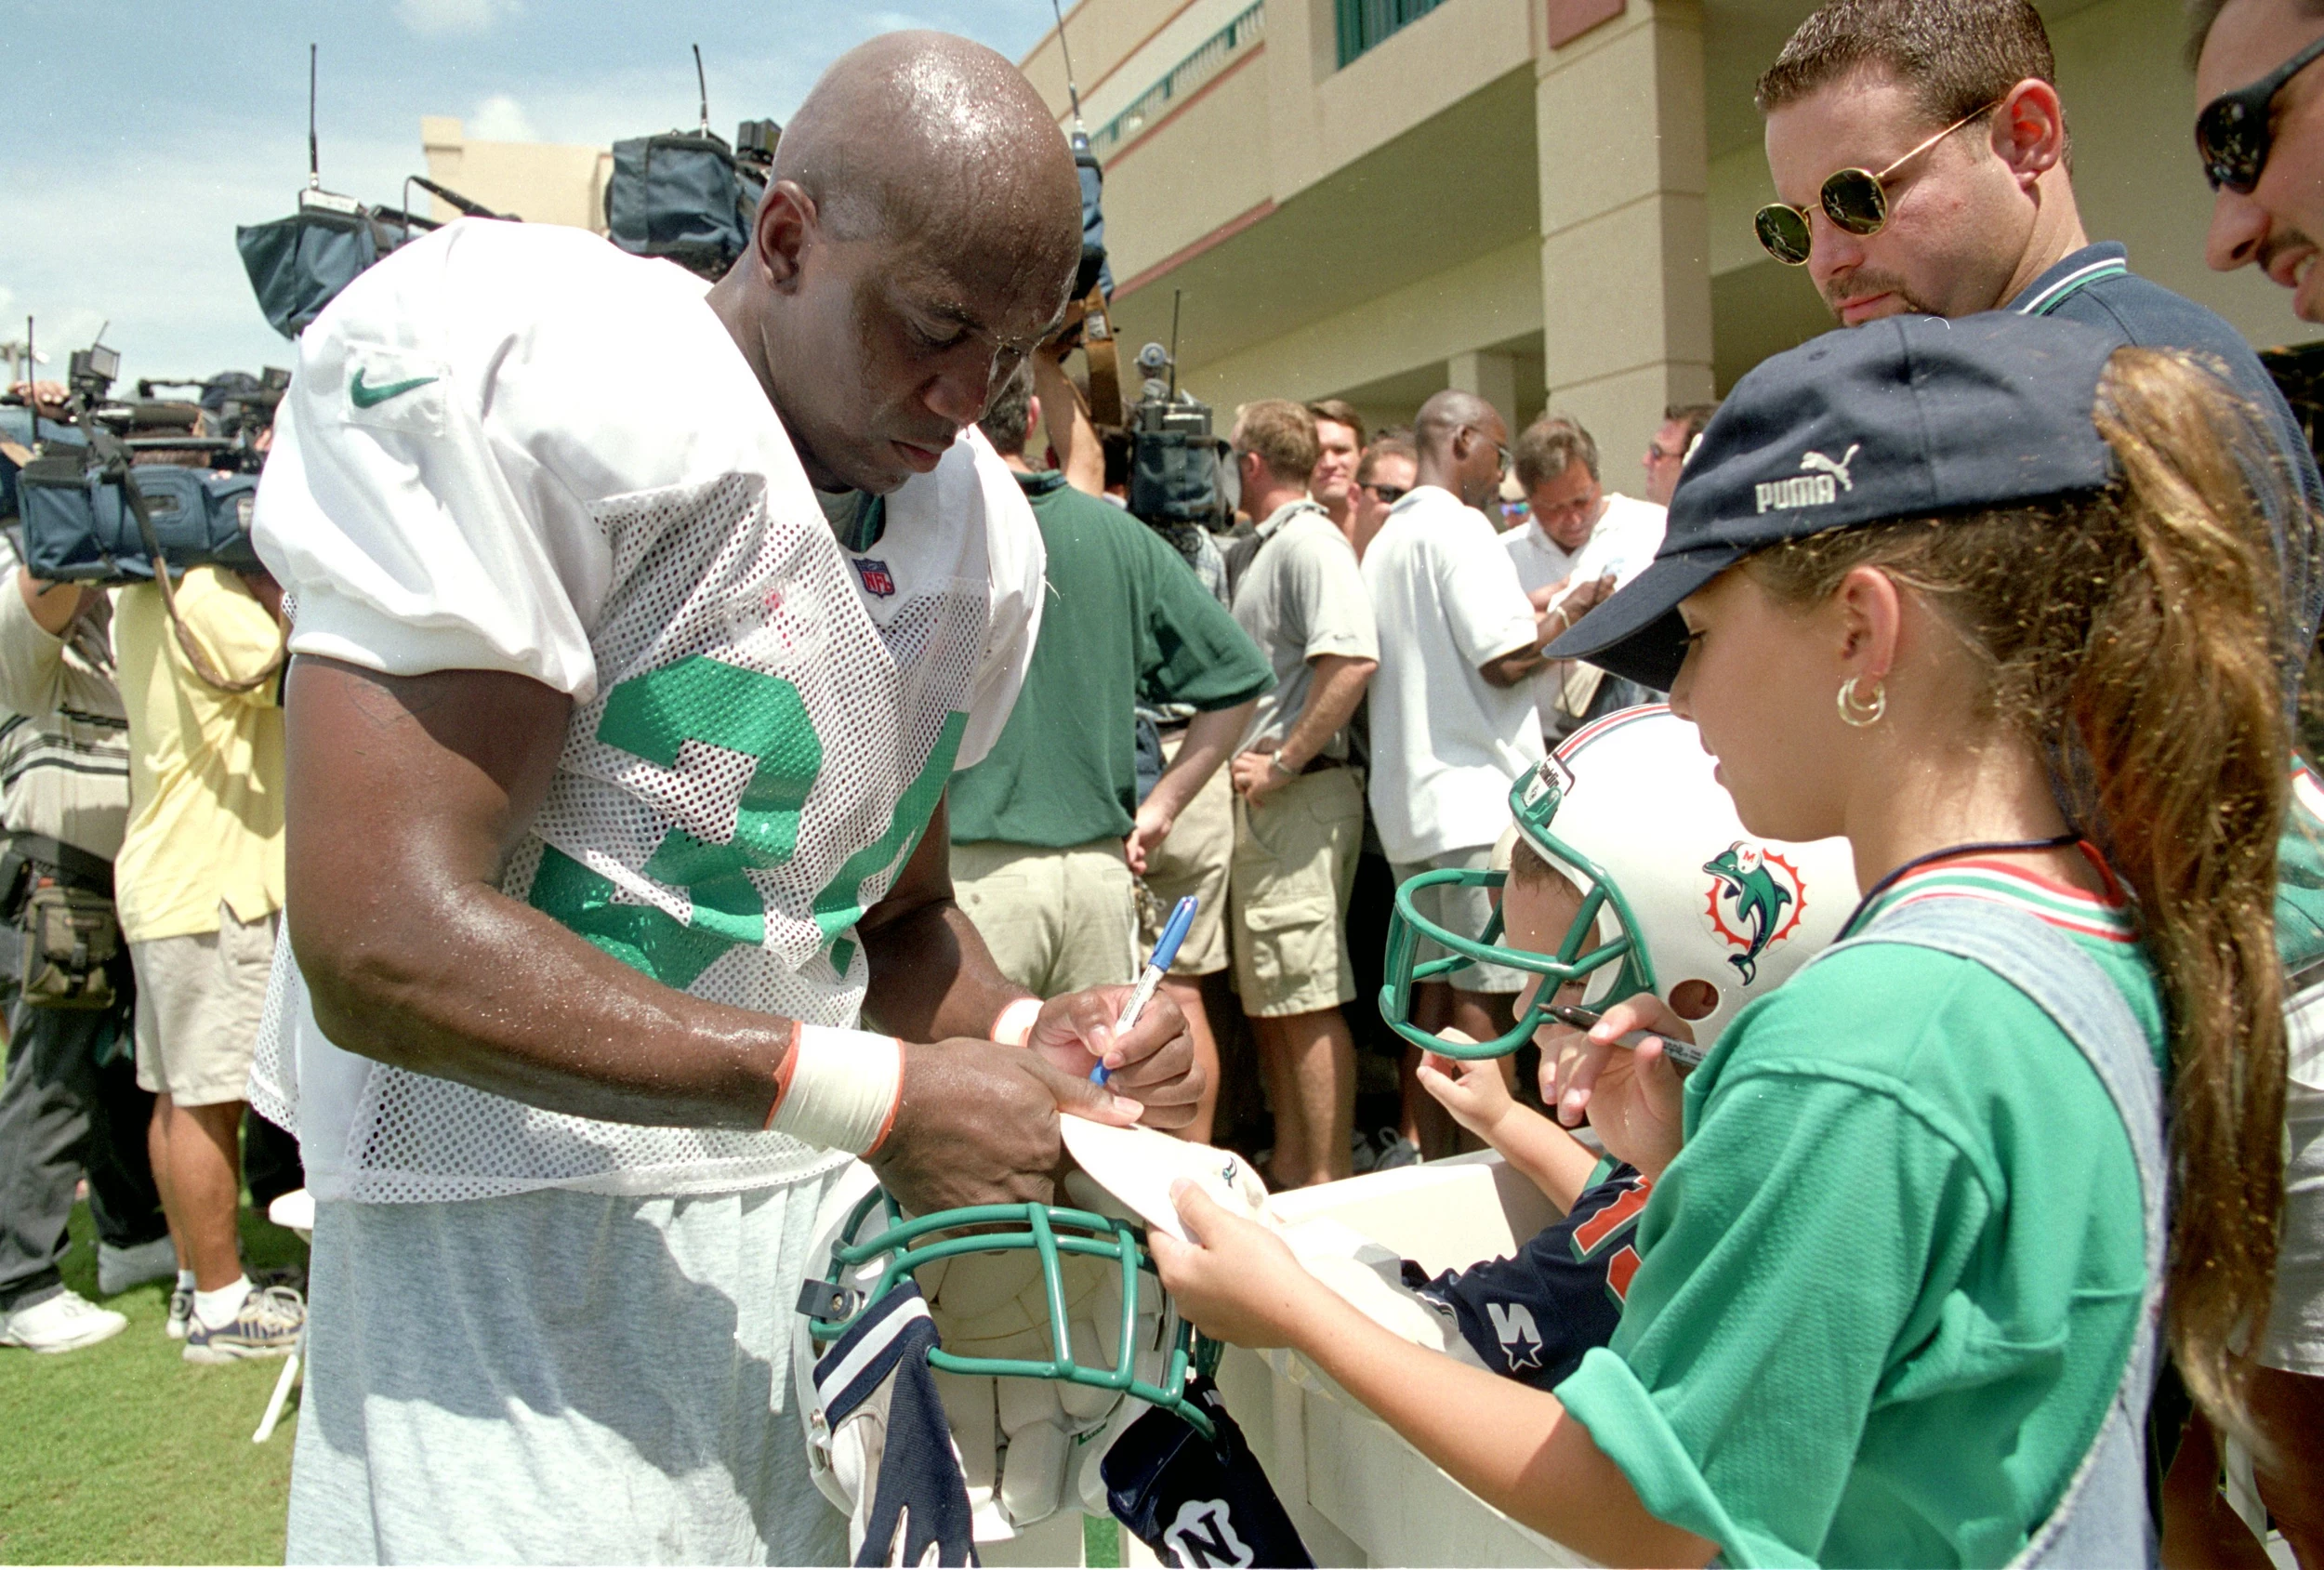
[2010, 243, 2324, 674]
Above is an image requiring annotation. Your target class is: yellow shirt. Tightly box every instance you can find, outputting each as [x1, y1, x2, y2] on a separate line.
[112, 567, 286, 943]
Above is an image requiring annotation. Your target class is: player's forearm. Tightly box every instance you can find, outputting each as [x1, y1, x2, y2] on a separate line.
[287, 656, 809, 1130]
[859, 897, 1030, 1044]
[1287, 1287, 1713, 1565]
[1142, 700, 1252, 825]
[294, 876, 799, 1128]
[1274, 655, 1374, 771]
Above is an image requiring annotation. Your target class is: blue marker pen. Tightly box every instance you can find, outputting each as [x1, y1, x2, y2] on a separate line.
[1094, 895, 1198, 1085]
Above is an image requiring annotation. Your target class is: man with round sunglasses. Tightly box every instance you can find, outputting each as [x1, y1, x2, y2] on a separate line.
[1756, 0, 2321, 671]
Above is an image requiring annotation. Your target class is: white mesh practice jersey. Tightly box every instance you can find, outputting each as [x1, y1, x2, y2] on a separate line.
[245, 221, 1045, 1203]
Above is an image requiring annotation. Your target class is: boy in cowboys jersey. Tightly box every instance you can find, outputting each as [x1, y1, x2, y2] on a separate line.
[246, 33, 1198, 1564]
[1367, 838, 1662, 1390]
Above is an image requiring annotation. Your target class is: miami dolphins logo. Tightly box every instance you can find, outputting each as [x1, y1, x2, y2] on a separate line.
[1702, 842, 1808, 983]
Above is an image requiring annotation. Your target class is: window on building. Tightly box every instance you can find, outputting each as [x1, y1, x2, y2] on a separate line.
[1336, 0, 1448, 67]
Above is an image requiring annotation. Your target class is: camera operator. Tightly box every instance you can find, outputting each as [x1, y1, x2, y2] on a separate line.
[0, 467, 168, 1355]
[20, 405, 302, 1363]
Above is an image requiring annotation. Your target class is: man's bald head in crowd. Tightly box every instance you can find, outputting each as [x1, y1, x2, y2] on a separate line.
[709, 31, 1084, 496]
[1413, 389, 1510, 511]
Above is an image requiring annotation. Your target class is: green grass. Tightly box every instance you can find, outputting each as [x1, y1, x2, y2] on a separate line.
[0, 1202, 308, 1564]
[0, 1207, 1131, 1565]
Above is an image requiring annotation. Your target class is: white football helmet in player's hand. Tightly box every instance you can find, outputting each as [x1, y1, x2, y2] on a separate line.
[794, 1125, 1268, 1551]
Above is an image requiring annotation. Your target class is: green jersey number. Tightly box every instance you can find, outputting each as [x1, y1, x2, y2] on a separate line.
[527, 654, 964, 990]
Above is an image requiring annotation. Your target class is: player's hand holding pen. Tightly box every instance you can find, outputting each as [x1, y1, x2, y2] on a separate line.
[1023, 898, 1204, 1131]
[1542, 992, 1693, 1181]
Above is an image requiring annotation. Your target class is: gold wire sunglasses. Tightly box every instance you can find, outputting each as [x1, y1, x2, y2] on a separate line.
[1754, 100, 2003, 266]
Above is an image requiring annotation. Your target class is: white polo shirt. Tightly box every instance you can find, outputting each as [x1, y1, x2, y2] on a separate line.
[1361, 485, 1545, 864]
[1500, 491, 1668, 602]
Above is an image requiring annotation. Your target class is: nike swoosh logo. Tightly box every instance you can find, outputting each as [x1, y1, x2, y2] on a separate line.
[350, 370, 439, 408]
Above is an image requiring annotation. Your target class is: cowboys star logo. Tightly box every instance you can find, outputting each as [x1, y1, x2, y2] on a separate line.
[1701, 841, 1809, 984]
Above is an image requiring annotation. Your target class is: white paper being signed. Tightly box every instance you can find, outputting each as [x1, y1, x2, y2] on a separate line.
[1058, 1115, 1269, 1243]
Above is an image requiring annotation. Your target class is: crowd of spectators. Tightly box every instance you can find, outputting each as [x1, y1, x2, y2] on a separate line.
[954, 367, 1686, 1184]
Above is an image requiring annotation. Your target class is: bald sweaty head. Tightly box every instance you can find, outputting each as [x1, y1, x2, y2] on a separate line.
[709, 30, 1084, 497]
[780, 32, 1081, 296]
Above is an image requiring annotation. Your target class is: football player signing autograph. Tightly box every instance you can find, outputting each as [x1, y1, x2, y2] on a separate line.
[1154, 315, 2290, 1566]
[246, 33, 1197, 1565]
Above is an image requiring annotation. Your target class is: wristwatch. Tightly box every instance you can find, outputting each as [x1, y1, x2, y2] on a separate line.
[1269, 754, 1299, 780]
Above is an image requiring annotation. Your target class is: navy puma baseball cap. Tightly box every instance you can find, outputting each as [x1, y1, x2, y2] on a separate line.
[1545, 311, 2121, 691]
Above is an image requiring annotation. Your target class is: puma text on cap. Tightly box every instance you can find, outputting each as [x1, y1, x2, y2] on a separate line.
[1545, 311, 2121, 691]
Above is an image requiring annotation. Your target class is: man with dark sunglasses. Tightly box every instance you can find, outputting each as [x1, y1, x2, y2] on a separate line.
[2197, 0, 2324, 323]
[1348, 437, 1417, 562]
[1757, 0, 2321, 672]
[2190, 18, 2324, 1570]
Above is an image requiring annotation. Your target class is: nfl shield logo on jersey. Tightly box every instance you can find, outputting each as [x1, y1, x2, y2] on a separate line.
[852, 556, 897, 598]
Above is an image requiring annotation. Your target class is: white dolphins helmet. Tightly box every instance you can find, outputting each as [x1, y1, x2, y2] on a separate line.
[1380, 704, 1860, 1054]
[794, 1127, 1269, 1551]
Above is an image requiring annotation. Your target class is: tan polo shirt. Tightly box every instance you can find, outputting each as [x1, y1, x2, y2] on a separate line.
[1228, 498, 1378, 760]
[112, 567, 286, 943]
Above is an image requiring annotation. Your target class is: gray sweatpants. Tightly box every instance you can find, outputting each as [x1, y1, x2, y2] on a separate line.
[287, 1175, 851, 1565]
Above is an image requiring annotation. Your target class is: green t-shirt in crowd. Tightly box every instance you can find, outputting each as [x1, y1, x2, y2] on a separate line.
[1558, 856, 2162, 1568]
[948, 472, 1272, 848]
[2279, 763, 2324, 972]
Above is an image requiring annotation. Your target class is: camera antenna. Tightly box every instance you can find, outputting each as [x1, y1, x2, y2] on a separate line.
[307, 44, 320, 190]
[693, 44, 710, 136]
[1168, 289, 1182, 401]
[1050, 0, 1085, 133]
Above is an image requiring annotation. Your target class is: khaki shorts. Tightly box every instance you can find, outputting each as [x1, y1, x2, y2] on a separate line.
[132, 903, 280, 1107]
[1230, 766, 1363, 1018]
[1140, 732, 1234, 977]
[1389, 846, 1528, 995]
[950, 839, 1139, 999]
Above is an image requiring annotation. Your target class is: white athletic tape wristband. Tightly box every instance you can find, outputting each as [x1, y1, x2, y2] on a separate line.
[991, 996, 1042, 1049]
[768, 1025, 904, 1155]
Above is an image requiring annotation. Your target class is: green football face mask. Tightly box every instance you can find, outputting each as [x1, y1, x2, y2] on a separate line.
[799, 1185, 1218, 1440]
[1376, 756, 1657, 1061]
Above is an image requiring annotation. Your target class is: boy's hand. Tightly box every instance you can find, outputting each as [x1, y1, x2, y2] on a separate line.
[1415, 1050, 1517, 1144]
[1543, 994, 1691, 1180]
[1147, 1180, 1314, 1348]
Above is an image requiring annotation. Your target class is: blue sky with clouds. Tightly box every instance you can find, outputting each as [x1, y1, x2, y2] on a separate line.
[3, 0, 1058, 388]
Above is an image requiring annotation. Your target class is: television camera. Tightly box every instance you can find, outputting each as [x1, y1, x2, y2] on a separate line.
[1124, 332, 1235, 532]
[7, 332, 272, 594]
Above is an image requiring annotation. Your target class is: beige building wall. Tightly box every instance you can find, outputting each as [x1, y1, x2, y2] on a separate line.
[419, 117, 613, 233]
[1032, 0, 2315, 498]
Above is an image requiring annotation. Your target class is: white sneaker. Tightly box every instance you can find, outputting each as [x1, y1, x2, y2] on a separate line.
[165, 1284, 192, 1340]
[97, 1236, 178, 1297]
[0, 1288, 128, 1353]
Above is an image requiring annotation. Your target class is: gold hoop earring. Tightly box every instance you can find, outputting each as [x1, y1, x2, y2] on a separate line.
[1837, 676, 1887, 728]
